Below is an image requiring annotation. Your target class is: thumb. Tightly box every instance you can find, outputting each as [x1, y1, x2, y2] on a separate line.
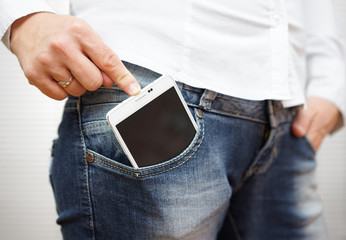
[291, 108, 310, 137]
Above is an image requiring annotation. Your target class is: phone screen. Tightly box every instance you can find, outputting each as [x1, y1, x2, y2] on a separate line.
[116, 87, 196, 167]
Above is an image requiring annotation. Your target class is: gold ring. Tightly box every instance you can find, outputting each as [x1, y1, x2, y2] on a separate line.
[58, 75, 73, 88]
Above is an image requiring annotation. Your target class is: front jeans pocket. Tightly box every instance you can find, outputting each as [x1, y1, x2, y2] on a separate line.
[82, 108, 204, 178]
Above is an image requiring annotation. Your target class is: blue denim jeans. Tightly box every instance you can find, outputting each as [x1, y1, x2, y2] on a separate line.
[50, 62, 327, 240]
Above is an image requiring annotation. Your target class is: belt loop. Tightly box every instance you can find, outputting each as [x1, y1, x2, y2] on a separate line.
[200, 90, 217, 110]
[268, 100, 278, 128]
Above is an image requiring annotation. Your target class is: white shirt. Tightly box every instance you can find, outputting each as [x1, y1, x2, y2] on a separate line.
[1, 0, 346, 120]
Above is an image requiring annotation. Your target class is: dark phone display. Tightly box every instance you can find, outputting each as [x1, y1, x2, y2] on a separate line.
[117, 87, 196, 167]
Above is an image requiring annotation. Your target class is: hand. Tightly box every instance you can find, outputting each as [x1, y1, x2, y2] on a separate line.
[10, 12, 141, 100]
[291, 97, 341, 151]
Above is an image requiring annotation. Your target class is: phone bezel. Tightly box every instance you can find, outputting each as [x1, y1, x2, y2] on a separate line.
[106, 75, 197, 168]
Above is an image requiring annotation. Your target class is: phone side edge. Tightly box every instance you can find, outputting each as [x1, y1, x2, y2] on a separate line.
[106, 115, 140, 169]
[171, 79, 198, 131]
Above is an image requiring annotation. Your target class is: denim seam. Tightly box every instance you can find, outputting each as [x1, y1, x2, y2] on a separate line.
[228, 212, 242, 240]
[64, 99, 78, 110]
[82, 122, 108, 132]
[234, 126, 278, 192]
[91, 119, 205, 178]
[206, 109, 267, 124]
[187, 103, 267, 124]
[77, 97, 96, 237]
[252, 128, 286, 175]
[251, 148, 276, 175]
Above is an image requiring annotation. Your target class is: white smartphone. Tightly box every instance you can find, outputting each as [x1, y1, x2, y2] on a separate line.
[106, 75, 197, 168]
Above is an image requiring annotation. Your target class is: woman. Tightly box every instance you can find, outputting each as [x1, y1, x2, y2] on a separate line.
[1, 0, 345, 239]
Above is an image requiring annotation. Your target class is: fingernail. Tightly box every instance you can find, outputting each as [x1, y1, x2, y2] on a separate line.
[128, 81, 141, 95]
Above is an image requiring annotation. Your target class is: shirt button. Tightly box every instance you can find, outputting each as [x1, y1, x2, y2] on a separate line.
[86, 152, 94, 163]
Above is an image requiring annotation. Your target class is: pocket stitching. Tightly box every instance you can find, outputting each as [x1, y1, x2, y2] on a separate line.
[82, 121, 108, 132]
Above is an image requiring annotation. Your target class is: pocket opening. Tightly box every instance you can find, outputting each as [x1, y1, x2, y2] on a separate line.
[87, 116, 205, 178]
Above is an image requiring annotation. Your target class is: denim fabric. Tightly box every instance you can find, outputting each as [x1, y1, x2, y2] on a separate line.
[50, 62, 327, 240]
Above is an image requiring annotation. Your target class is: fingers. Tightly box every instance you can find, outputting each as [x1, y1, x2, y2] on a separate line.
[26, 59, 87, 99]
[56, 75, 87, 97]
[305, 130, 324, 151]
[29, 50, 112, 98]
[291, 107, 311, 137]
[63, 49, 104, 91]
[11, 13, 140, 101]
[34, 44, 103, 96]
[291, 97, 341, 151]
[292, 106, 321, 150]
[44, 64, 87, 97]
[47, 30, 140, 95]
[27, 73, 68, 100]
[80, 32, 141, 95]
[101, 71, 116, 87]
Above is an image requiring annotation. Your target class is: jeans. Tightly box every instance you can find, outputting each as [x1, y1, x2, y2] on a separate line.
[50, 62, 327, 240]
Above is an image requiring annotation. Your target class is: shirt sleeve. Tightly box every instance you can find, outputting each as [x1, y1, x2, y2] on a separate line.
[305, 0, 346, 131]
[0, 0, 56, 50]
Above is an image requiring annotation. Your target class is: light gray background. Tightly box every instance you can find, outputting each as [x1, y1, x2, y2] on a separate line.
[0, 0, 345, 239]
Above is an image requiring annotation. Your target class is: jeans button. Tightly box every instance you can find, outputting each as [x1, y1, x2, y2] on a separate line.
[86, 152, 94, 163]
